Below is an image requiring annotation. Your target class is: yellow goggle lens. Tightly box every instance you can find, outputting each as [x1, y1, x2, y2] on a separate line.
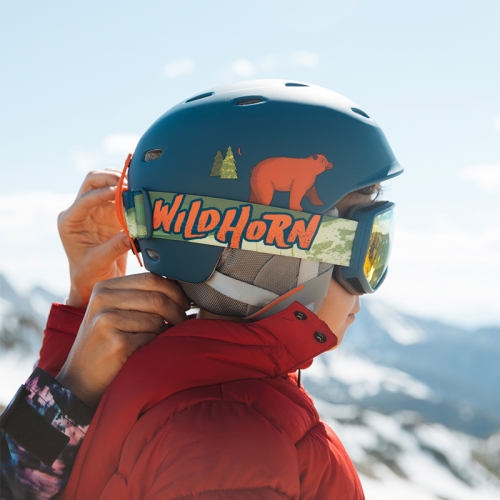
[363, 209, 394, 289]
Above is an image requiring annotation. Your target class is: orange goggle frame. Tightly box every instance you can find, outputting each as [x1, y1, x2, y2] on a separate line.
[115, 154, 143, 266]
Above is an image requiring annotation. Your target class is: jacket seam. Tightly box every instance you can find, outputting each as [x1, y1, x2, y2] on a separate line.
[140, 399, 299, 497]
[152, 394, 316, 452]
[293, 421, 322, 447]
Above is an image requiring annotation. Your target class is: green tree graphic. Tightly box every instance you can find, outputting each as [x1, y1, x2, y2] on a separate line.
[220, 146, 238, 179]
[210, 150, 223, 177]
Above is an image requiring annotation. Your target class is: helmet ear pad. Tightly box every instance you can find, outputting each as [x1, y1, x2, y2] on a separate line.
[139, 239, 223, 283]
[179, 248, 334, 318]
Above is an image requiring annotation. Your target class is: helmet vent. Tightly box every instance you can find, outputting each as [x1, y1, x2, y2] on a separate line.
[235, 96, 264, 106]
[146, 249, 160, 261]
[144, 149, 163, 162]
[351, 107, 370, 118]
[285, 82, 309, 87]
[185, 92, 214, 103]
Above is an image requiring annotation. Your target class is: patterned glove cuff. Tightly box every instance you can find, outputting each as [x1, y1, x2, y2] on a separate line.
[1, 367, 94, 465]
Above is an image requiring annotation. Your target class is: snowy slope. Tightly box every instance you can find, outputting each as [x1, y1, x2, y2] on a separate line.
[314, 399, 500, 500]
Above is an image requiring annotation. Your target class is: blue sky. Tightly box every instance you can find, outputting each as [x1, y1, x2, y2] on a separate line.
[1, 0, 499, 327]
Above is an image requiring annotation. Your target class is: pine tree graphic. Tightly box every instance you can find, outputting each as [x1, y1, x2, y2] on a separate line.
[210, 150, 223, 177]
[220, 146, 238, 179]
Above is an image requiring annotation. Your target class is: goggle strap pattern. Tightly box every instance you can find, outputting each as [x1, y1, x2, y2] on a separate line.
[123, 190, 148, 239]
[122, 189, 358, 266]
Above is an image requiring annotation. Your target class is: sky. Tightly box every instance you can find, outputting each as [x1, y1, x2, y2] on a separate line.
[0, 0, 499, 328]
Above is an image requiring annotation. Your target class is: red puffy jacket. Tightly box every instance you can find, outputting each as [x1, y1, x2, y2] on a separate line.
[39, 302, 364, 500]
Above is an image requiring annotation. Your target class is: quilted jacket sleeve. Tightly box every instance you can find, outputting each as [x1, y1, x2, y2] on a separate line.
[140, 400, 301, 500]
[38, 304, 85, 378]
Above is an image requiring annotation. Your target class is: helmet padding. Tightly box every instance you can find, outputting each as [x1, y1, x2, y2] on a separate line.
[180, 249, 332, 318]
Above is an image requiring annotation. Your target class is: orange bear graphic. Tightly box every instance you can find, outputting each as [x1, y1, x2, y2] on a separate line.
[249, 154, 334, 211]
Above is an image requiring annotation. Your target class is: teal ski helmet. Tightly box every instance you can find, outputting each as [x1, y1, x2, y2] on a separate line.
[119, 80, 402, 317]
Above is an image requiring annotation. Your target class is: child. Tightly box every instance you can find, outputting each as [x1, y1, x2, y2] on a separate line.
[1, 80, 402, 499]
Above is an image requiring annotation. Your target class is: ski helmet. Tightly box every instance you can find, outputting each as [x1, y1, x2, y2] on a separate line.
[119, 80, 403, 317]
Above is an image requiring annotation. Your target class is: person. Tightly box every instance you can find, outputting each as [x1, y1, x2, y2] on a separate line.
[0, 80, 402, 499]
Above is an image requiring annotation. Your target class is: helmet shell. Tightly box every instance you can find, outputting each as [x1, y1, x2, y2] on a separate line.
[128, 80, 402, 283]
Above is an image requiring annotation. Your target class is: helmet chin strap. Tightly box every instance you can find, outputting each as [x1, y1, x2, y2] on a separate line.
[205, 271, 279, 307]
[247, 269, 332, 320]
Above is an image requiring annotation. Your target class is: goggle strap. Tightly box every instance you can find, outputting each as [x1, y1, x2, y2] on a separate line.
[123, 190, 358, 266]
[123, 190, 148, 239]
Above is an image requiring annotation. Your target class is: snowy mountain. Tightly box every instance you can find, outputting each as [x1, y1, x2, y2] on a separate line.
[317, 400, 500, 500]
[302, 299, 500, 438]
[1, 273, 499, 499]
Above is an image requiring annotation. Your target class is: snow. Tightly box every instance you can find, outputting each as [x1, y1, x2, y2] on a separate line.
[363, 410, 415, 449]
[313, 396, 500, 500]
[359, 472, 500, 500]
[360, 473, 440, 500]
[366, 300, 427, 345]
[311, 351, 433, 400]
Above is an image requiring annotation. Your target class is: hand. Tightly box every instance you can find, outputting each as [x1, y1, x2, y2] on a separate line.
[58, 169, 130, 308]
[56, 273, 191, 409]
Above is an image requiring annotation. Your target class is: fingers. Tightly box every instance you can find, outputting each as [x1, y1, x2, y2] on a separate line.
[92, 287, 187, 325]
[61, 170, 128, 227]
[77, 170, 126, 197]
[100, 273, 191, 311]
[89, 274, 190, 327]
[60, 186, 119, 224]
[95, 309, 168, 336]
[96, 231, 131, 263]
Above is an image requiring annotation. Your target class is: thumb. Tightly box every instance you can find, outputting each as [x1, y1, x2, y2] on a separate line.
[100, 231, 132, 262]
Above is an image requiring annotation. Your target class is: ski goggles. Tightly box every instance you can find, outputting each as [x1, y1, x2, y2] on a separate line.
[333, 201, 394, 294]
[116, 156, 395, 295]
